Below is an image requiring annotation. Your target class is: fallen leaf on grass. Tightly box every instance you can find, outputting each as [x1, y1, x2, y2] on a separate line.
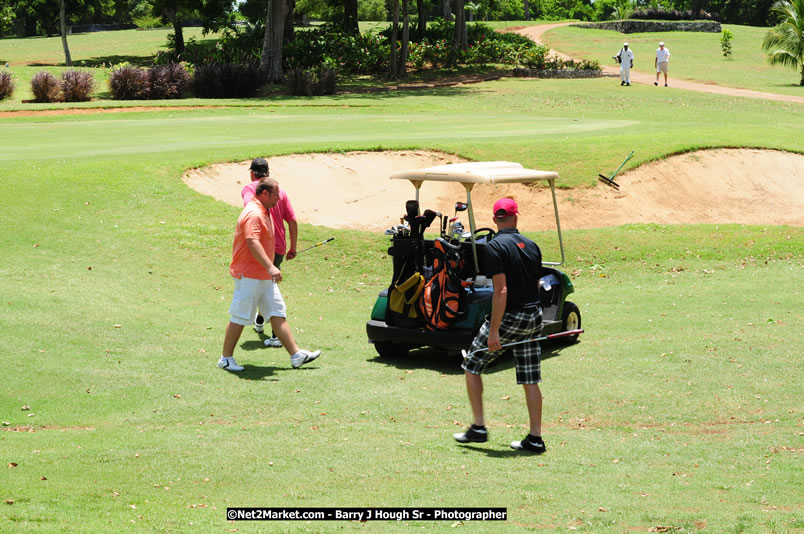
[21, 405, 30, 411]
[40, 476, 47, 480]
[501, 396, 511, 400]
[173, 394, 182, 399]
[598, 507, 609, 512]
[4, 500, 13, 505]
[8, 463, 18, 468]
[648, 527, 677, 533]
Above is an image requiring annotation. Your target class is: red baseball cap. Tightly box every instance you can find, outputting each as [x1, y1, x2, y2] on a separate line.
[493, 198, 519, 218]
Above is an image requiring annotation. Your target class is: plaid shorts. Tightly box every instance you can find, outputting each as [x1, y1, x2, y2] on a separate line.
[462, 305, 543, 385]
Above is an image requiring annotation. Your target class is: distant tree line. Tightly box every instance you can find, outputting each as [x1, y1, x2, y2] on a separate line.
[0, 0, 788, 39]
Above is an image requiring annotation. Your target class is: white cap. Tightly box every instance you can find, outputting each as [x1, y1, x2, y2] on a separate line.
[623, 42, 629, 46]
[659, 41, 664, 46]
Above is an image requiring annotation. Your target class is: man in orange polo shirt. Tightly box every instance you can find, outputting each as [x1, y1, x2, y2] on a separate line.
[218, 177, 321, 372]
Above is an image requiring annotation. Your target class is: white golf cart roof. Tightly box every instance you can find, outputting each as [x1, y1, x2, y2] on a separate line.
[390, 161, 558, 187]
[389, 161, 566, 267]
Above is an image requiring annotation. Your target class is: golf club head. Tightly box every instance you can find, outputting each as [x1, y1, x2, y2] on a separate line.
[454, 202, 467, 214]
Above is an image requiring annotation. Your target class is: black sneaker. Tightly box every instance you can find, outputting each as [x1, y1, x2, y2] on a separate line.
[453, 425, 488, 443]
[510, 434, 546, 453]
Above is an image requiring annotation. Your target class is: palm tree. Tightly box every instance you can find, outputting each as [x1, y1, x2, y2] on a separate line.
[761, 0, 804, 86]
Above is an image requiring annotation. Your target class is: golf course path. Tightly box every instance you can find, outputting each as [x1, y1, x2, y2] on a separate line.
[512, 23, 804, 104]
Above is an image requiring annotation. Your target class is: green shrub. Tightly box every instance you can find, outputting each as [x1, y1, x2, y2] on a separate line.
[109, 65, 150, 99]
[284, 24, 389, 75]
[31, 71, 61, 102]
[0, 69, 14, 100]
[60, 70, 95, 102]
[721, 29, 733, 59]
[133, 15, 164, 29]
[519, 45, 549, 69]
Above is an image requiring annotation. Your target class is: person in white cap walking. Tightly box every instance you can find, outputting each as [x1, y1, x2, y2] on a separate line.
[614, 42, 634, 86]
[655, 41, 670, 86]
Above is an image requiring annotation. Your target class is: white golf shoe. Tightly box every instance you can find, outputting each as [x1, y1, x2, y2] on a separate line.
[217, 356, 244, 372]
[291, 350, 321, 369]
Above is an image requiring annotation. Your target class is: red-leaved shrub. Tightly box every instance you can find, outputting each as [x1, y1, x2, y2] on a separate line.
[31, 71, 61, 103]
[149, 63, 190, 99]
[0, 70, 14, 101]
[60, 70, 95, 102]
[108, 66, 150, 100]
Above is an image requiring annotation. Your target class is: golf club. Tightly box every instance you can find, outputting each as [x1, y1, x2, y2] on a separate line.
[461, 329, 584, 359]
[296, 237, 335, 255]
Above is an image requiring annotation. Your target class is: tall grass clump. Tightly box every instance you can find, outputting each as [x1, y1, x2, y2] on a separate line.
[286, 63, 338, 96]
[191, 62, 264, 98]
[0, 70, 14, 100]
[30, 71, 61, 102]
[108, 65, 150, 100]
[60, 69, 95, 102]
[148, 63, 191, 99]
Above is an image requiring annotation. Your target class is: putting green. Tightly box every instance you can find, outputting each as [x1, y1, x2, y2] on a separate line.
[0, 111, 637, 161]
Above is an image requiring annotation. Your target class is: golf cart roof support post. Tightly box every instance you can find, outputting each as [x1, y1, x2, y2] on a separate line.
[544, 178, 565, 267]
[411, 180, 423, 207]
[463, 182, 481, 273]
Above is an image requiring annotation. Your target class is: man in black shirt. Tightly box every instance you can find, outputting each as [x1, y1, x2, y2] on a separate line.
[453, 198, 546, 453]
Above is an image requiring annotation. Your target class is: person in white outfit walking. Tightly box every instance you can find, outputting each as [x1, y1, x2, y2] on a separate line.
[614, 42, 634, 86]
[655, 41, 670, 86]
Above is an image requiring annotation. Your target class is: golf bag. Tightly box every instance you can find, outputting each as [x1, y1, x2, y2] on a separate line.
[418, 238, 467, 331]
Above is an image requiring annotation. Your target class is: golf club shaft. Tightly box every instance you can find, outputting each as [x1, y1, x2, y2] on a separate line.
[296, 237, 335, 255]
[463, 328, 584, 358]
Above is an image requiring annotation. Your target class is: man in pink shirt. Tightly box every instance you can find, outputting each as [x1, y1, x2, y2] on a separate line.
[241, 158, 298, 347]
[218, 177, 320, 372]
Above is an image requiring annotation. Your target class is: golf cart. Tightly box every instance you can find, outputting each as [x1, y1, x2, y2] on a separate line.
[366, 161, 582, 358]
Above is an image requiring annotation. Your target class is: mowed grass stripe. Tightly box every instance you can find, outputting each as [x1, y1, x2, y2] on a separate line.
[0, 113, 637, 160]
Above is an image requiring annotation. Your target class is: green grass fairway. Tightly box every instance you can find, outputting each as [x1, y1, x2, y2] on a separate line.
[542, 24, 804, 96]
[1, 24, 803, 534]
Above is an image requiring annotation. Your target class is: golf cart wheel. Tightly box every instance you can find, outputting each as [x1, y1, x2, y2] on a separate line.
[373, 341, 410, 358]
[560, 302, 581, 344]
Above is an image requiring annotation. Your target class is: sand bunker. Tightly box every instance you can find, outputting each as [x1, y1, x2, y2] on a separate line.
[182, 148, 804, 231]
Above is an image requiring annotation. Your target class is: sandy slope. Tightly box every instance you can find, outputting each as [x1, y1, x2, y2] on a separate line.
[183, 149, 804, 232]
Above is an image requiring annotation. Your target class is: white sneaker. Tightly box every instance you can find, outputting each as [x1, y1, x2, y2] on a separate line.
[217, 356, 244, 372]
[264, 336, 282, 348]
[254, 317, 264, 333]
[291, 349, 321, 369]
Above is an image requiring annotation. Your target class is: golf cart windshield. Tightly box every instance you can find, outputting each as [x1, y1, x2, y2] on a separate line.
[389, 162, 565, 268]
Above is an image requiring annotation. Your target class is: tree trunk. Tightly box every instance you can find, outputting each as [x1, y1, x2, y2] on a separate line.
[524, 0, 530, 20]
[416, 0, 426, 36]
[261, 0, 289, 83]
[284, 0, 295, 43]
[400, 0, 409, 78]
[800, 64, 804, 86]
[172, 16, 185, 55]
[343, 0, 359, 36]
[389, 0, 399, 79]
[59, 0, 72, 66]
[690, 0, 704, 19]
[442, 0, 451, 20]
[453, 0, 466, 51]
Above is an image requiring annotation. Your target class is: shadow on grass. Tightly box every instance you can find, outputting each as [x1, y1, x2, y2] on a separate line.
[369, 342, 572, 375]
[455, 444, 535, 459]
[28, 55, 155, 68]
[236, 364, 280, 380]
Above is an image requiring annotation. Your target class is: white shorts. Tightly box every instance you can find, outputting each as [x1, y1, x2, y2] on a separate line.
[228, 276, 287, 326]
[656, 61, 668, 74]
